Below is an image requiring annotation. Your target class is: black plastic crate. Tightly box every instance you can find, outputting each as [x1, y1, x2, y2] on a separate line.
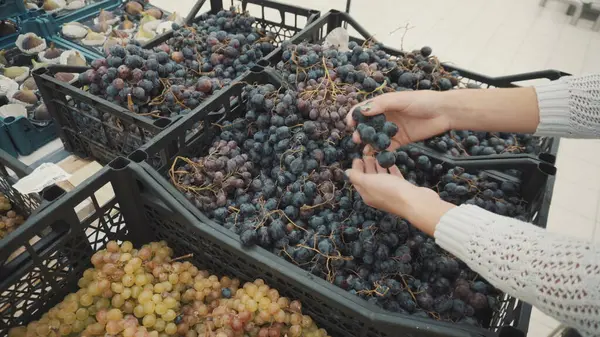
[0, 149, 64, 274]
[268, 10, 569, 161]
[33, 65, 173, 164]
[142, 0, 320, 49]
[0, 158, 489, 337]
[131, 69, 558, 336]
[32, 1, 320, 165]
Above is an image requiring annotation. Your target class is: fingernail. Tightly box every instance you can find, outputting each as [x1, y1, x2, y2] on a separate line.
[360, 102, 373, 112]
[344, 169, 351, 180]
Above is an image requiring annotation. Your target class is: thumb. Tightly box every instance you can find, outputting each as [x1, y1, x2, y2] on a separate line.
[344, 168, 363, 186]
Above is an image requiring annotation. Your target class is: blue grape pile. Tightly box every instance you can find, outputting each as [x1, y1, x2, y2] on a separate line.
[276, 41, 545, 159]
[277, 42, 456, 93]
[424, 130, 541, 157]
[160, 8, 275, 81]
[168, 82, 533, 326]
[76, 8, 277, 119]
[79, 43, 216, 117]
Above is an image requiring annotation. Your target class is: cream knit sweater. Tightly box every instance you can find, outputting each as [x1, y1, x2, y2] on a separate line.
[434, 75, 600, 336]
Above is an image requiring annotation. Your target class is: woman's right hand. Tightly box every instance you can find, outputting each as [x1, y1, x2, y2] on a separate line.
[346, 90, 451, 153]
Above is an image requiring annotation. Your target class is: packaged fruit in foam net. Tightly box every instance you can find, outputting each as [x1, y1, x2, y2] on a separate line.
[76, 7, 276, 118]
[1, 34, 86, 128]
[60, 2, 184, 53]
[166, 80, 534, 327]
[7, 240, 330, 337]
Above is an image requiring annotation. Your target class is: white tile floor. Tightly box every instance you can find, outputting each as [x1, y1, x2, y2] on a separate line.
[20, 0, 600, 335]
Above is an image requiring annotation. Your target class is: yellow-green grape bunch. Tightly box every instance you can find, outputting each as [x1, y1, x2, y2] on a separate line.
[0, 192, 13, 211]
[8, 240, 330, 337]
[0, 209, 25, 239]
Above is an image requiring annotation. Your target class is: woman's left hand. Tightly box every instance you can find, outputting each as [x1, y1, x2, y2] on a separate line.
[345, 157, 455, 235]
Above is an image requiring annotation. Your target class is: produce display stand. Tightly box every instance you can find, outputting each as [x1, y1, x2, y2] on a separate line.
[131, 69, 559, 337]
[33, 0, 321, 165]
[0, 148, 64, 277]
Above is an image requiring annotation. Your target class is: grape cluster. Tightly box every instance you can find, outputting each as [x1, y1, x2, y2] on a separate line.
[0, 193, 26, 239]
[423, 130, 541, 157]
[9, 240, 329, 337]
[351, 105, 399, 168]
[277, 42, 456, 93]
[167, 81, 533, 325]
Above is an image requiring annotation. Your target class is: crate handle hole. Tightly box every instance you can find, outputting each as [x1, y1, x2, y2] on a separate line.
[43, 185, 65, 202]
[153, 118, 171, 128]
[250, 65, 264, 73]
[129, 150, 148, 163]
[257, 59, 269, 67]
[538, 162, 556, 176]
[4, 117, 15, 123]
[538, 152, 556, 164]
[109, 157, 131, 170]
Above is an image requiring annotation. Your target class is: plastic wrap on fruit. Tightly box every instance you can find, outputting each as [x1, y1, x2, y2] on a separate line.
[10, 88, 38, 106]
[323, 27, 350, 52]
[140, 13, 160, 32]
[134, 27, 155, 42]
[166, 11, 184, 25]
[60, 50, 86, 66]
[62, 22, 88, 39]
[0, 103, 27, 118]
[38, 43, 65, 64]
[82, 30, 107, 46]
[42, 0, 66, 13]
[65, 0, 84, 9]
[0, 67, 29, 83]
[31, 59, 49, 70]
[20, 77, 37, 91]
[156, 21, 174, 34]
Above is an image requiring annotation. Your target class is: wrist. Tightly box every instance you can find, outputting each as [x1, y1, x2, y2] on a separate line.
[434, 90, 472, 131]
[399, 186, 456, 236]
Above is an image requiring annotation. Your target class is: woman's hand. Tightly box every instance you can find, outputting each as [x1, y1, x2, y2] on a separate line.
[346, 90, 451, 153]
[345, 157, 455, 235]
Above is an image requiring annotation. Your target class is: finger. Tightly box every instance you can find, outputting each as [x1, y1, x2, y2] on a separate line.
[363, 156, 377, 174]
[362, 144, 374, 156]
[388, 165, 404, 178]
[375, 161, 387, 174]
[346, 111, 356, 128]
[352, 158, 365, 173]
[350, 92, 402, 117]
[345, 168, 364, 186]
[352, 131, 361, 144]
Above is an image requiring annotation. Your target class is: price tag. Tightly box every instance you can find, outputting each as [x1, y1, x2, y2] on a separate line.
[13, 163, 71, 194]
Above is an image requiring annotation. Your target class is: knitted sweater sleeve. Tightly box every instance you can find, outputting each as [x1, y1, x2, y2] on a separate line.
[535, 74, 600, 138]
[434, 205, 600, 336]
